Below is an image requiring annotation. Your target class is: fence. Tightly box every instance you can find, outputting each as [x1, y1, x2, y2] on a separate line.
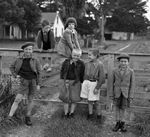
[0, 48, 150, 113]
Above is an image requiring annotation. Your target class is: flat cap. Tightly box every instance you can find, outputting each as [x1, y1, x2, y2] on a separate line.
[21, 42, 35, 49]
[117, 53, 130, 61]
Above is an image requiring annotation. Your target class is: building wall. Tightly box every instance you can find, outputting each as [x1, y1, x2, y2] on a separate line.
[53, 14, 64, 37]
[10, 25, 22, 39]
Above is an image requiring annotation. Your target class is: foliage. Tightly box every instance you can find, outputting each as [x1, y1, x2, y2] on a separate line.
[105, 0, 150, 33]
[17, 0, 41, 33]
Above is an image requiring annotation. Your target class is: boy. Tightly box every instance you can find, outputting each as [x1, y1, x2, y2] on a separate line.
[80, 49, 105, 122]
[111, 53, 135, 132]
[36, 20, 55, 72]
[8, 42, 41, 126]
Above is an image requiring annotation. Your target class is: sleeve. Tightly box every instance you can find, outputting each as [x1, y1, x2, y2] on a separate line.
[129, 69, 135, 99]
[63, 31, 74, 50]
[36, 31, 42, 49]
[74, 30, 80, 49]
[9, 59, 17, 77]
[79, 61, 85, 83]
[36, 59, 42, 86]
[95, 62, 105, 90]
[109, 70, 115, 98]
[50, 30, 55, 49]
[60, 59, 68, 79]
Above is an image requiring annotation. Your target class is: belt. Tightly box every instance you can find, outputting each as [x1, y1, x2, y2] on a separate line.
[88, 79, 97, 82]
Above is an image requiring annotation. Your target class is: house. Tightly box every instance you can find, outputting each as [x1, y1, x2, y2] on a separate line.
[0, 23, 22, 39]
[41, 11, 64, 38]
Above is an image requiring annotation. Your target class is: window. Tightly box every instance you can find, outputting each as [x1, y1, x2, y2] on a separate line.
[55, 28, 57, 37]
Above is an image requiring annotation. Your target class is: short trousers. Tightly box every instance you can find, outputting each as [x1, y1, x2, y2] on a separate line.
[114, 93, 130, 110]
[18, 77, 37, 98]
[80, 80, 100, 101]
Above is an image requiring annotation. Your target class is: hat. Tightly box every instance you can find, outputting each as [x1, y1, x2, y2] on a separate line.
[65, 17, 77, 28]
[41, 20, 49, 27]
[21, 42, 34, 49]
[117, 53, 130, 61]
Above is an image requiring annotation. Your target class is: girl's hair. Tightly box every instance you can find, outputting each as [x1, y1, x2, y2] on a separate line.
[89, 49, 100, 58]
[41, 20, 49, 27]
[65, 17, 77, 29]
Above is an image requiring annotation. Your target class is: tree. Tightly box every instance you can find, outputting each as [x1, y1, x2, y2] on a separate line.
[0, 0, 25, 25]
[105, 0, 150, 33]
[17, 0, 41, 38]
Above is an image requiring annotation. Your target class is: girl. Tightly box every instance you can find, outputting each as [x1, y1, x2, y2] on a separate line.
[80, 49, 105, 121]
[59, 49, 85, 118]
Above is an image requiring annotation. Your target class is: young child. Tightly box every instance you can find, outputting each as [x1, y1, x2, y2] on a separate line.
[60, 49, 85, 118]
[80, 49, 105, 121]
[8, 42, 41, 126]
[111, 53, 135, 132]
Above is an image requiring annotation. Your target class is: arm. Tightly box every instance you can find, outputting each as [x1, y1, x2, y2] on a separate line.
[129, 70, 135, 99]
[36, 31, 42, 49]
[10, 59, 17, 77]
[36, 59, 42, 86]
[60, 60, 68, 79]
[49, 30, 55, 49]
[74, 30, 80, 49]
[95, 63, 105, 90]
[64, 31, 74, 50]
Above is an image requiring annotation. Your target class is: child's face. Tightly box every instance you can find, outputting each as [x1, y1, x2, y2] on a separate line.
[72, 52, 81, 61]
[88, 52, 96, 60]
[68, 23, 75, 30]
[24, 46, 33, 55]
[119, 58, 129, 68]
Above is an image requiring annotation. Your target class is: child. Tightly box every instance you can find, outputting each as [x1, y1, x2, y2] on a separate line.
[111, 53, 135, 132]
[8, 42, 41, 126]
[60, 49, 85, 118]
[36, 20, 55, 72]
[80, 49, 105, 121]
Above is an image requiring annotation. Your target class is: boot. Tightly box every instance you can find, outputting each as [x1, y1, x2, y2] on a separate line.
[87, 114, 94, 120]
[112, 121, 120, 132]
[120, 121, 127, 132]
[25, 116, 32, 126]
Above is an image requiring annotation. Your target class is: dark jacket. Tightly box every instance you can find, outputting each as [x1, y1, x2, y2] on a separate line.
[60, 58, 85, 83]
[10, 56, 42, 85]
[36, 29, 55, 50]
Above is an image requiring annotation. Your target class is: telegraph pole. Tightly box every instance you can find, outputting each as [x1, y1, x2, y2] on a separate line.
[100, 0, 105, 45]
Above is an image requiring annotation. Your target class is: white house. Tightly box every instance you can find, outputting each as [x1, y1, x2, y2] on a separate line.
[41, 11, 64, 38]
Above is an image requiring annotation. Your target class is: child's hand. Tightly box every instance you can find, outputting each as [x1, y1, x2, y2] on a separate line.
[37, 85, 40, 91]
[93, 89, 99, 95]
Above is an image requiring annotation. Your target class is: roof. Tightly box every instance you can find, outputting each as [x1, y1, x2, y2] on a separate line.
[41, 12, 57, 25]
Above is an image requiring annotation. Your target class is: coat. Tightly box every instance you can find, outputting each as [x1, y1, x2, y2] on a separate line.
[10, 55, 42, 86]
[111, 67, 135, 99]
[57, 28, 80, 58]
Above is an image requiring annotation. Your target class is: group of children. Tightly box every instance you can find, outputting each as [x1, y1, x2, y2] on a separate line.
[7, 41, 135, 133]
[59, 48, 135, 133]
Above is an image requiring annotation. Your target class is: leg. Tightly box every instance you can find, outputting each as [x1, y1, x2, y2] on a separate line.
[87, 101, 94, 120]
[69, 103, 77, 118]
[95, 101, 102, 116]
[120, 109, 127, 132]
[112, 107, 121, 132]
[9, 94, 23, 117]
[63, 103, 69, 118]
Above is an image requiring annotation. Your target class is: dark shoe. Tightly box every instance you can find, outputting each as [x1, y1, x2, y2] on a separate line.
[112, 121, 120, 132]
[25, 116, 32, 126]
[62, 113, 69, 119]
[120, 121, 127, 132]
[87, 114, 94, 120]
[69, 113, 74, 118]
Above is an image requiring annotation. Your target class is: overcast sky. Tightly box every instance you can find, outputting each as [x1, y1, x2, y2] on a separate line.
[145, 0, 150, 20]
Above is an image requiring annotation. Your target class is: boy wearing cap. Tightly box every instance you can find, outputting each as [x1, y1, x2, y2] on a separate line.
[111, 53, 135, 132]
[8, 42, 41, 126]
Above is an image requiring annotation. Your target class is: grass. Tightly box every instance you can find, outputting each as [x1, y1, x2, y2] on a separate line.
[43, 107, 105, 137]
